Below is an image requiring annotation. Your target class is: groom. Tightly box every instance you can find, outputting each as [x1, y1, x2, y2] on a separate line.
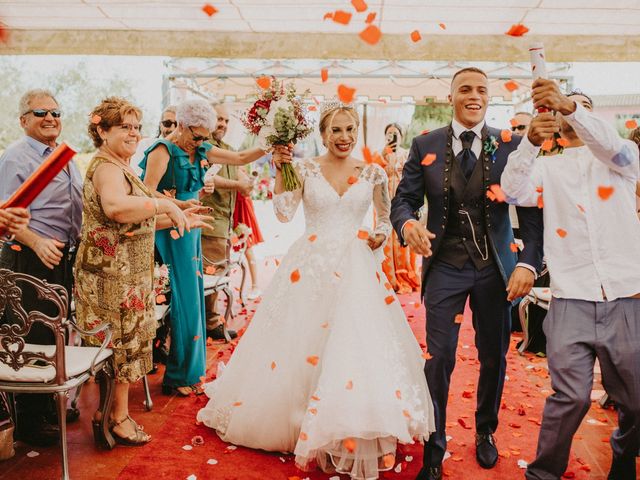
[390, 67, 544, 480]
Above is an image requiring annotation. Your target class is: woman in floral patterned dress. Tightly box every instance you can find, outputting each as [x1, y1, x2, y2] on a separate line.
[75, 97, 210, 446]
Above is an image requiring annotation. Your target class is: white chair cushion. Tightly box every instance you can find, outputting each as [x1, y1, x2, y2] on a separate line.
[0, 343, 112, 383]
[531, 287, 551, 303]
[203, 274, 230, 291]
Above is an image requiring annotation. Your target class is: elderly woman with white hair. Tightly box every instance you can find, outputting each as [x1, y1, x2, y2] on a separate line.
[140, 99, 265, 396]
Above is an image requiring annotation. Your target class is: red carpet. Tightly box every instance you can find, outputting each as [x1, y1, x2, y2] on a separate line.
[116, 293, 599, 480]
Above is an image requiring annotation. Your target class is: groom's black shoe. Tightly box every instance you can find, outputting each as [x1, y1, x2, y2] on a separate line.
[476, 433, 498, 469]
[416, 465, 442, 480]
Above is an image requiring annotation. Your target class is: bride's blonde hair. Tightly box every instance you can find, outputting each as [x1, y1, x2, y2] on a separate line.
[319, 103, 360, 146]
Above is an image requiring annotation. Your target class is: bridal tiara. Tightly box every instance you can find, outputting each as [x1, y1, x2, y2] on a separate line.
[319, 99, 355, 117]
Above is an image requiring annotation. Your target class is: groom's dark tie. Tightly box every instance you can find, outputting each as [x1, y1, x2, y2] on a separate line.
[457, 130, 477, 180]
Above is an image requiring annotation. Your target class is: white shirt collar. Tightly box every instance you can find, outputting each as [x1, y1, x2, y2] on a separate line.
[451, 118, 485, 140]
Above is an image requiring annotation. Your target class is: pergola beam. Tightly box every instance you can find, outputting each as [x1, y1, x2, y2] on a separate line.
[4, 30, 640, 62]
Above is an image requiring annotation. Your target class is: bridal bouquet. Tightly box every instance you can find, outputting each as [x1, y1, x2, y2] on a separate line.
[241, 78, 313, 191]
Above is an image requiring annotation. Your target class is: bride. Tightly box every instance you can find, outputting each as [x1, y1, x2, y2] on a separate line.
[197, 102, 434, 479]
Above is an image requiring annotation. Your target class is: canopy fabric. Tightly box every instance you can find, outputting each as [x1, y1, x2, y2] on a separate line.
[1, 1, 640, 61]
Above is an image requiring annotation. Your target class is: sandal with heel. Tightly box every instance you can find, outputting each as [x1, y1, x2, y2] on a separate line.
[109, 416, 151, 446]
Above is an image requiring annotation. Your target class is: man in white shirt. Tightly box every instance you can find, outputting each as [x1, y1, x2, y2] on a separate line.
[501, 79, 640, 480]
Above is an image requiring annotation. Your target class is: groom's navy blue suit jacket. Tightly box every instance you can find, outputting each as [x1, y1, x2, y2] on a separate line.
[390, 124, 544, 295]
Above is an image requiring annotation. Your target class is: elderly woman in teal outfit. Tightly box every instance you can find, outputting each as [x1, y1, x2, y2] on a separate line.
[140, 99, 265, 396]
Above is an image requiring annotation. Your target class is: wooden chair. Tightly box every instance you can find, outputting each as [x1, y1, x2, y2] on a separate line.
[0, 269, 114, 480]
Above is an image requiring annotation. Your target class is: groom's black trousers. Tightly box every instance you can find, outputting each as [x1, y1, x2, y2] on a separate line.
[422, 259, 511, 466]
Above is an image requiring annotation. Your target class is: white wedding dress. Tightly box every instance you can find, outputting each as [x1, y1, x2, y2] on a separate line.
[197, 158, 434, 479]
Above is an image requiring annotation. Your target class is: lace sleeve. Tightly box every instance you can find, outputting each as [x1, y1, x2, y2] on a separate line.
[272, 159, 308, 222]
[273, 189, 302, 223]
[371, 166, 392, 241]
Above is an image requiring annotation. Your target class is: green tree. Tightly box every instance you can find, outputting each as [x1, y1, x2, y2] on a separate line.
[404, 101, 453, 145]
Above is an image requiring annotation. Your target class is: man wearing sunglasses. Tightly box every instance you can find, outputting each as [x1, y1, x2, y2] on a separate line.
[159, 105, 178, 138]
[511, 111, 533, 136]
[0, 89, 83, 447]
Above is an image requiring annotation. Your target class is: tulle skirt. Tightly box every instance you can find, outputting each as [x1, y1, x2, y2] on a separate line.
[197, 232, 434, 479]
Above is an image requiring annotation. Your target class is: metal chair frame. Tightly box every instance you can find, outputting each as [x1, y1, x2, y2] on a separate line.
[0, 269, 115, 480]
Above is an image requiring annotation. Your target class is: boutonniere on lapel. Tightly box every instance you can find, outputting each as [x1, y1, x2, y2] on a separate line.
[483, 135, 499, 162]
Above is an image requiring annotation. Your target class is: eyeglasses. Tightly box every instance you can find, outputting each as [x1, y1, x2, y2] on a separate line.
[161, 120, 177, 128]
[117, 123, 142, 133]
[188, 126, 209, 142]
[511, 125, 527, 132]
[23, 109, 62, 118]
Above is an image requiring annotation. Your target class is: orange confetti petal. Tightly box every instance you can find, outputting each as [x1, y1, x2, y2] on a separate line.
[91, 114, 102, 125]
[438, 23, 446, 30]
[290, 269, 301, 283]
[193, 335, 200, 341]
[308, 408, 317, 415]
[625, 119, 638, 129]
[170, 230, 180, 240]
[347, 176, 358, 185]
[343, 438, 356, 452]
[332, 10, 352, 25]
[382, 453, 395, 468]
[306, 355, 319, 366]
[256, 76, 272, 90]
[365, 12, 376, 23]
[504, 80, 519, 92]
[311, 395, 320, 401]
[201, 3, 218, 17]
[403, 409, 412, 419]
[501, 129, 513, 143]
[204, 265, 215, 275]
[9, 244, 22, 251]
[510, 242, 519, 253]
[395, 390, 402, 399]
[454, 313, 464, 324]
[345, 380, 354, 390]
[156, 294, 166, 303]
[385, 295, 395, 305]
[308, 234, 317, 242]
[357, 229, 369, 240]
[556, 228, 567, 238]
[320, 68, 328, 83]
[537, 195, 544, 209]
[384, 281, 393, 290]
[556, 137, 570, 147]
[541, 138, 553, 152]
[362, 146, 373, 164]
[308, 105, 317, 111]
[124, 231, 135, 237]
[422, 351, 433, 360]
[337, 84, 356, 103]
[597, 185, 614, 200]
[488, 184, 507, 203]
[505, 23, 530, 37]
[320, 322, 329, 328]
[410, 30, 422, 42]
[351, 0, 368, 13]
[458, 418, 472, 429]
[510, 118, 519, 127]
[359, 25, 382, 46]
[536, 186, 543, 193]
[299, 431, 308, 441]
[323, 12, 333, 21]
[421, 153, 437, 166]
[232, 401, 243, 407]
[271, 361, 276, 370]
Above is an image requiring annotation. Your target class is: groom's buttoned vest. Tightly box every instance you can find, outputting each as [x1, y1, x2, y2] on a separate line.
[436, 134, 492, 271]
